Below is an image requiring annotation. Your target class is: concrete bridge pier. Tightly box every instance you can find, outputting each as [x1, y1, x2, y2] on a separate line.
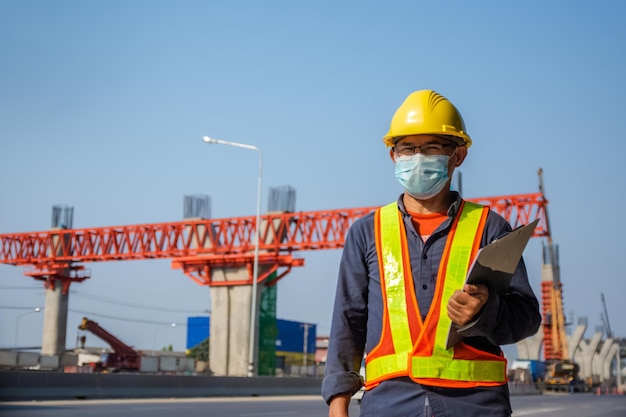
[577, 332, 602, 382]
[516, 326, 544, 360]
[184, 209, 292, 377]
[208, 267, 267, 377]
[603, 342, 619, 383]
[41, 280, 69, 356]
[567, 324, 587, 359]
[593, 338, 614, 382]
[41, 226, 73, 356]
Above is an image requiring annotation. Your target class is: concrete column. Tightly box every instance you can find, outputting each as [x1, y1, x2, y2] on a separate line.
[516, 326, 544, 360]
[209, 268, 265, 376]
[593, 338, 613, 383]
[183, 220, 254, 376]
[577, 332, 602, 381]
[568, 324, 587, 361]
[602, 343, 619, 383]
[190, 214, 288, 376]
[41, 282, 69, 356]
[41, 228, 71, 356]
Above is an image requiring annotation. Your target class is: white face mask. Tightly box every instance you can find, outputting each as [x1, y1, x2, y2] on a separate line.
[394, 153, 450, 199]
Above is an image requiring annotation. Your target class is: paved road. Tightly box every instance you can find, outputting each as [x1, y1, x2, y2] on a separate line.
[0, 393, 625, 416]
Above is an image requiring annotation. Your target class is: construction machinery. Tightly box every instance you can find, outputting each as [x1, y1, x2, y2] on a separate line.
[1, 177, 551, 376]
[601, 292, 613, 339]
[78, 317, 141, 372]
[537, 170, 590, 392]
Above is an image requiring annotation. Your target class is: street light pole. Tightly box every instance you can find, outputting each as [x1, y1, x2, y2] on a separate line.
[14, 307, 41, 348]
[202, 136, 262, 377]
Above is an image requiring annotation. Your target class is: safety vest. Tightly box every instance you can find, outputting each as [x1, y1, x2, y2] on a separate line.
[365, 201, 507, 389]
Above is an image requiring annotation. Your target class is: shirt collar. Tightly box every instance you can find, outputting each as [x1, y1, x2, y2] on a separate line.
[396, 191, 462, 218]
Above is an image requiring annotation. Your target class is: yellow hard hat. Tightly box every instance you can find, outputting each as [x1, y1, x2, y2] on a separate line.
[383, 90, 472, 148]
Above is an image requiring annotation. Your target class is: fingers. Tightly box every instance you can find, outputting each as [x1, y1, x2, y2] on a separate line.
[447, 289, 471, 325]
[447, 292, 467, 325]
[464, 283, 488, 298]
[447, 285, 489, 326]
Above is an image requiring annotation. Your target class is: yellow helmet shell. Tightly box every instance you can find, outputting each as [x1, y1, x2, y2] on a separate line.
[383, 90, 472, 148]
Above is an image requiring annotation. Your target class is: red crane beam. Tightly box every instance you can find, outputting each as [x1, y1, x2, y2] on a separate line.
[78, 317, 140, 371]
[0, 192, 549, 288]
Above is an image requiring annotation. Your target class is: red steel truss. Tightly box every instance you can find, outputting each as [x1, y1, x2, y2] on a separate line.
[0, 191, 549, 291]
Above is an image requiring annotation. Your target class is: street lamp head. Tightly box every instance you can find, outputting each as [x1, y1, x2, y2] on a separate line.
[202, 136, 260, 152]
[34, 307, 41, 313]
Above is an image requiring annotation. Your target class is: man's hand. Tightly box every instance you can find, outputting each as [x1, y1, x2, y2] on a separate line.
[447, 283, 489, 326]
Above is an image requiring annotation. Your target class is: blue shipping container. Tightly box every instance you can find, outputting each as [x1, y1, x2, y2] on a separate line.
[186, 316, 210, 349]
[275, 319, 316, 354]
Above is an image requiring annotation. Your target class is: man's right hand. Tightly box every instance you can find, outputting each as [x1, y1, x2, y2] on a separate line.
[328, 393, 352, 417]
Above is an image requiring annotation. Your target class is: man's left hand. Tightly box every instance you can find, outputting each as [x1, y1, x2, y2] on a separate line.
[447, 284, 489, 326]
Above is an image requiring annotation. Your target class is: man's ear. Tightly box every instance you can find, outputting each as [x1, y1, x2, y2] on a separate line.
[389, 148, 396, 162]
[453, 146, 468, 167]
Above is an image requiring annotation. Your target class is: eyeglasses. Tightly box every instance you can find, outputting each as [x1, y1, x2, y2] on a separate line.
[392, 142, 457, 157]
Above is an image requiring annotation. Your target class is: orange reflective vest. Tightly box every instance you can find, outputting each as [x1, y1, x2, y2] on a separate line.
[365, 201, 507, 389]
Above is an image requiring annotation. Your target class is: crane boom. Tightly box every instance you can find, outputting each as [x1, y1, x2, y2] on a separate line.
[601, 292, 613, 338]
[538, 168, 569, 362]
[78, 317, 140, 371]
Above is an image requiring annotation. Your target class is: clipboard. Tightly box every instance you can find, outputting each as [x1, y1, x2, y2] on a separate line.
[445, 218, 539, 349]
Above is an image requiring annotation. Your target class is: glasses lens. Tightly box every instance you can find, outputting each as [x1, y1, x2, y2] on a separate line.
[394, 146, 414, 156]
[394, 142, 456, 156]
[421, 144, 444, 155]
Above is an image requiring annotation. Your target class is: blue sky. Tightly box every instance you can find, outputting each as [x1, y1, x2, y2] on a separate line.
[1, 0, 625, 356]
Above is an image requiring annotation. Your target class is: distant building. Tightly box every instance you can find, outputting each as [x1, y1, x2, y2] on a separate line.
[274, 319, 316, 370]
[185, 316, 317, 375]
[316, 336, 329, 364]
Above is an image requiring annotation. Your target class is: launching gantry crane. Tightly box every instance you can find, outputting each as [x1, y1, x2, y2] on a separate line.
[1, 172, 555, 377]
[0, 189, 550, 293]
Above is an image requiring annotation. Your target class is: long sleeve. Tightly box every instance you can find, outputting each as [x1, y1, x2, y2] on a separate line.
[321, 214, 372, 403]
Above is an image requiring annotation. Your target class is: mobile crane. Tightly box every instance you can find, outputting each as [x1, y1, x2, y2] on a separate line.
[538, 170, 589, 392]
[78, 317, 141, 372]
[601, 293, 613, 339]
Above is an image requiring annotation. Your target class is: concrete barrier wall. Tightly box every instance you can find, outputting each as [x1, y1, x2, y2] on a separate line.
[0, 371, 322, 401]
[0, 351, 193, 374]
[0, 370, 542, 402]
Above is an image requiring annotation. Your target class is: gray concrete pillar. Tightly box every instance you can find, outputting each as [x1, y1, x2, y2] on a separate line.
[578, 332, 602, 382]
[602, 343, 619, 383]
[568, 324, 587, 361]
[516, 325, 544, 360]
[41, 228, 71, 356]
[41, 282, 69, 356]
[186, 214, 288, 377]
[593, 338, 613, 383]
[183, 219, 256, 376]
[208, 268, 265, 376]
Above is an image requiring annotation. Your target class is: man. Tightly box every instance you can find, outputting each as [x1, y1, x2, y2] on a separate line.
[322, 90, 541, 417]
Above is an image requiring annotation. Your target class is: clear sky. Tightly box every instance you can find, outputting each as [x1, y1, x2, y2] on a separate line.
[1, 0, 625, 356]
